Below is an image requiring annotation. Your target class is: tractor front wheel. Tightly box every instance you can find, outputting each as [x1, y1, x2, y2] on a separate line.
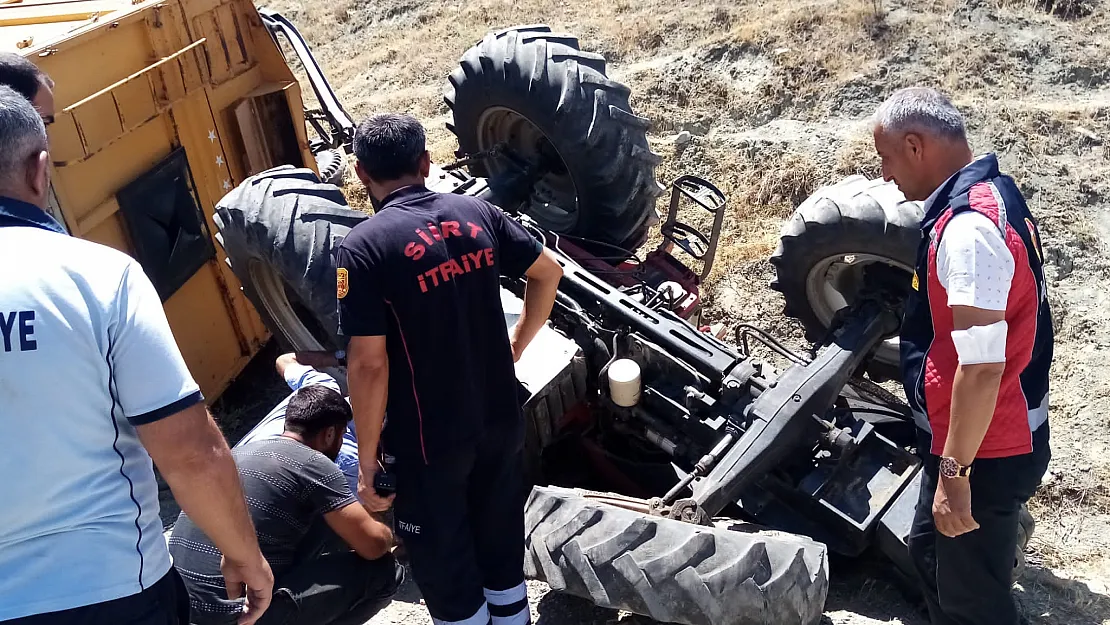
[770, 176, 923, 381]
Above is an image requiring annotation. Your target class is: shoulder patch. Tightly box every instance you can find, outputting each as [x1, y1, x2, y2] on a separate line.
[336, 268, 349, 299]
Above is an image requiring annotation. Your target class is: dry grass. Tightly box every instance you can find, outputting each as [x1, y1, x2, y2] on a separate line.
[341, 170, 371, 213]
[835, 129, 883, 178]
[723, 0, 898, 110]
[744, 151, 822, 206]
[1028, 476, 1110, 569]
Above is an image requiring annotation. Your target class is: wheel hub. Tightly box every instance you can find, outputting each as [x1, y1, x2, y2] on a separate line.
[477, 106, 579, 232]
[805, 253, 913, 366]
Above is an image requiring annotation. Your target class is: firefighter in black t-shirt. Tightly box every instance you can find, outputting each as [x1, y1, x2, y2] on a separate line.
[335, 113, 563, 625]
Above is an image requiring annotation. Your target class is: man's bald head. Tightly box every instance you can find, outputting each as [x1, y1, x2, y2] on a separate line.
[0, 85, 50, 206]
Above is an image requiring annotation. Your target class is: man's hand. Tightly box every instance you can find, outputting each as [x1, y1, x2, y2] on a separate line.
[275, 351, 339, 378]
[358, 461, 395, 513]
[933, 476, 979, 537]
[222, 553, 274, 625]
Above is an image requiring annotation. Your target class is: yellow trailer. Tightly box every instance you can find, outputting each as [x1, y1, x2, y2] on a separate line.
[3, 0, 322, 399]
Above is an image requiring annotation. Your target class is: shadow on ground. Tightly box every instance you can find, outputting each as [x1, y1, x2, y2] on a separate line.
[1018, 566, 1110, 625]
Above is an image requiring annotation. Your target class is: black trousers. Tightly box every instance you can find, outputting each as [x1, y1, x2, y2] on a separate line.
[192, 550, 402, 625]
[908, 426, 1050, 625]
[4, 568, 189, 625]
[392, 427, 529, 625]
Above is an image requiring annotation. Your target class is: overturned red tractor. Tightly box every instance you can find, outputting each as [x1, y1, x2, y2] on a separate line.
[214, 19, 1033, 625]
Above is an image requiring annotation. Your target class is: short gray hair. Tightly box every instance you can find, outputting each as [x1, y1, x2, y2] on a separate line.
[873, 87, 967, 142]
[0, 85, 48, 187]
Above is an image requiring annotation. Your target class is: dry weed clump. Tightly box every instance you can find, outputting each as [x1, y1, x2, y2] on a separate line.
[1027, 474, 1110, 569]
[743, 151, 822, 208]
[727, 0, 897, 106]
[835, 129, 882, 178]
[611, 14, 667, 60]
[634, 68, 736, 130]
[341, 174, 372, 213]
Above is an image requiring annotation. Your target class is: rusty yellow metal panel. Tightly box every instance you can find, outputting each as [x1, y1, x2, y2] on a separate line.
[207, 65, 262, 183]
[52, 115, 173, 225]
[163, 263, 255, 398]
[7, 0, 321, 401]
[45, 113, 85, 172]
[34, 19, 154, 119]
[82, 211, 133, 255]
[71, 94, 126, 155]
[181, 0, 225, 20]
[282, 81, 318, 182]
[215, 3, 248, 71]
[193, 12, 227, 84]
[191, 9, 240, 86]
[0, 0, 129, 28]
[114, 75, 159, 131]
[171, 87, 269, 352]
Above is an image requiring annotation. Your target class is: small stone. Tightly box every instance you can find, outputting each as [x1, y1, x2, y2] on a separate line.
[1080, 465, 1092, 472]
[680, 120, 711, 136]
[773, 47, 791, 56]
[1075, 126, 1102, 144]
[675, 130, 693, 146]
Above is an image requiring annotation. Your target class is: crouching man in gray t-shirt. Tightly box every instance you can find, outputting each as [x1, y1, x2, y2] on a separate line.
[169, 385, 401, 625]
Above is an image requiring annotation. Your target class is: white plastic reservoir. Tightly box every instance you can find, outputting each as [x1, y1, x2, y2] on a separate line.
[607, 359, 642, 407]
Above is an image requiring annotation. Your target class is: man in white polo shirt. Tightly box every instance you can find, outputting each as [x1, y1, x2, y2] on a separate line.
[0, 86, 273, 624]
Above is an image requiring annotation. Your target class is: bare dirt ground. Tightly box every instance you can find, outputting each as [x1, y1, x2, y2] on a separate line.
[208, 0, 1110, 622]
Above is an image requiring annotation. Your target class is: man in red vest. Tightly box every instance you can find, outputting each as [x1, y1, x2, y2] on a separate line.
[873, 87, 1053, 625]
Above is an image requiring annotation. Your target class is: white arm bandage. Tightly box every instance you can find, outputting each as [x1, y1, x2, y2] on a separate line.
[950, 320, 1008, 365]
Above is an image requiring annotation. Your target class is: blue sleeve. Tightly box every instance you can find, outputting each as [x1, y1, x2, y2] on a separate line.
[109, 261, 203, 425]
[283, 364, 341, 394]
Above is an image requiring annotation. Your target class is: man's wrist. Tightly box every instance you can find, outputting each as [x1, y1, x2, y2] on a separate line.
[939, 455, 973, 478]
[941, 435, 978, 467]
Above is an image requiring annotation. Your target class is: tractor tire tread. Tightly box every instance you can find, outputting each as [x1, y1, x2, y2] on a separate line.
[213, 165, 366, 353]
[525, 487, 829, 625]
[446, 25, 662, 252]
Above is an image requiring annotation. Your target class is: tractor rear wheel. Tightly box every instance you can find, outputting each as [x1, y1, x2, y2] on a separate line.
[445, 25, 664, 255]
[214, 166, 366, 364]
[525, 486, 829, 625]
[770, 176, 922, 381]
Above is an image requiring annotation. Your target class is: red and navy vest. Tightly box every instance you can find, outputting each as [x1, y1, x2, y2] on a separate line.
[899, 154, 1053, 458]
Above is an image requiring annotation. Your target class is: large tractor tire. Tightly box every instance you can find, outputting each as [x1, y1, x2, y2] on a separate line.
[770, 176, 923, 381]
[525, 487, 829, 625]
[214, 166, 366, 359]
[445, 25, 664, 254]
